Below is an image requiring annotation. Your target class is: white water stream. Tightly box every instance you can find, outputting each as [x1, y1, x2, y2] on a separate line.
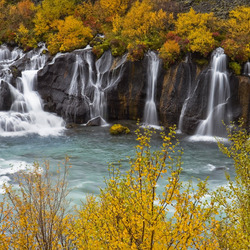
[0, 44, 64, 136]
[143, 51, 160, 128]
[178, 56, 193, 133]
[195, 48, 232, 137]
[67, 49, 127, 125]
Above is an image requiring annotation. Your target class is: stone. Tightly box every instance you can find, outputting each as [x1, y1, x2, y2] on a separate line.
[0, 81, 12, 111]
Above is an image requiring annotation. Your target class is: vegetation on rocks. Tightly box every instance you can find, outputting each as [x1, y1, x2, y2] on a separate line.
[110, 124, 130, 135]
[0, 0, 249, 66]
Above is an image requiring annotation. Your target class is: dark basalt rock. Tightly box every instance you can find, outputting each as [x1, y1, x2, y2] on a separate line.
[85, 116, 103, 126]
[159, 59, 199, 130]
[107, 59, 147, 121]
[0, 81, 12, 111]
[35, 48, 248, 133]
[37, 53, 90, 123]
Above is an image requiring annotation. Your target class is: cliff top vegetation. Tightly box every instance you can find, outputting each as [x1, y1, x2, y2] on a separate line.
[0, 0, 249, 68]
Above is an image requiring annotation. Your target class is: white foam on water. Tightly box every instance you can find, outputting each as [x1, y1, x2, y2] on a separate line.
[0, 159, 44, 193]
[187, 134, 228, 143]
[205, 163, 229, 172]
[140, 124, 164, 131]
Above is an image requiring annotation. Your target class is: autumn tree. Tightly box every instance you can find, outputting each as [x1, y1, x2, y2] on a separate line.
[1, 158, 71, 249]
[0, 0, 35, 47]
[212, 120, 250, 249]
[174, 8, 217, 56]
[33, 0, 76, 40]
[159, 36, 181, 67]
[69, 126, 219, 249]
[99, 0, 132, 22]
[47, 15, 93, 54]
[222, 6, 250, 63]
[111, 0, 172, 59]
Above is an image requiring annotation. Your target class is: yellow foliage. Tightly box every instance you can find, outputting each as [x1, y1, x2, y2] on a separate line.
[1, 159, 71, 249]
[113, 0, 168, 41]
[70, 126, 219, 249]
[213, 120, 250, 249]
[16, 23, 37, 49]
[222, 6, 250, 63]
[187, 27, 216, 56]
[110, 124, 130, 135]
[100, 0, 131, 19]
[47, 16, 93, 55]
[227, 6, 250, 39]
[34, 0, 76, 39]
[159, 39, 180, 66]
[175, 8, 217, 55]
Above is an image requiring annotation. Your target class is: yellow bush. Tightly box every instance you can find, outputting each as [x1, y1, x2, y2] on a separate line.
[159, 39, 180, 66]
[175, 8, 217, 56]
[222, 6, 250, 63]
[47, 16, 93, 54]
[110, 124, 130, 135]
[70, 127, 219, 249]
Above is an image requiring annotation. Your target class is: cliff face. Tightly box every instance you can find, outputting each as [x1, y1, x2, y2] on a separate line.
[34, 50, 248, 133]
[2, 48, 248, 133]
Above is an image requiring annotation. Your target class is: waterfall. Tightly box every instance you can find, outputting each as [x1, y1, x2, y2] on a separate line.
[67, 49, 127, 125]
[0, 44, 65, 136]
[178, 56, 193, 132]
[142, 51, 160, 128]
[243, 61, 250, 76]
[195, 48, 232, 137]
[68, 54, 86, 97]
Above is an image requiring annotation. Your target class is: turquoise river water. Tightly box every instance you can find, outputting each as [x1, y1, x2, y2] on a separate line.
[0, 122, 235, 207]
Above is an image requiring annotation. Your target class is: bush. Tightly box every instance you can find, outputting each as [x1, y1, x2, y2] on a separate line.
[159, 39, 180, 67]
[71, 126, 219, 249]
[212, 120, 250, 249]
[110, 38, 127, 57]
[1, 158, 71, 249]
[110, 124, 130, 135]
[229, 61, 241, 75]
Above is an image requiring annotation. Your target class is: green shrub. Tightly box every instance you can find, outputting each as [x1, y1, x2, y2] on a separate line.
[229, 61, 241, 75]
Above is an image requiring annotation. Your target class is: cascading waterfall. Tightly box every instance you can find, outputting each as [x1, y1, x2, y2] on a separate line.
[0, 44, 65, 136]
[142, 51, 160, 127]
[195, 47, 232, 137]
[90, 51, 113, 124]
[243, 61, 250, 76]
[67, 49, 127, 125]
[178, 56, 193, 133]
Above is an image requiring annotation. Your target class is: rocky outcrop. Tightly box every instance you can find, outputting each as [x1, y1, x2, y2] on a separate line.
[37, 53, 90, 123]
[107, 58, 147, 121]
[238, 76, 250, 130]
[34, 49, 248, 133]
[0, 81, 12, 111]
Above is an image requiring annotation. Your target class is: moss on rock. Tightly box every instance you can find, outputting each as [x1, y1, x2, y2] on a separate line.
[110, 124, 130, 135]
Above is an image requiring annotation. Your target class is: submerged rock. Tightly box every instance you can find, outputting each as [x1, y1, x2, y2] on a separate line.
[85, 116, 104, 126]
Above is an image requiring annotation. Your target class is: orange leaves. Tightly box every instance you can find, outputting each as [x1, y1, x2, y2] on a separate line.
[16, 0, 35, 20]
[159, 39, 180, 66]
